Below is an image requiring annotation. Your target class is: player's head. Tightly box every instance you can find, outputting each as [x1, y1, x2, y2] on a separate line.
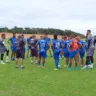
[44, 33, 48, 38]
[62, 36, 67, 41]
[87, 30, 91, 35]
[21, 34, 24, 38]
[18, 35, 22, 40]
[13, 33, 16, 38]
[31, 35, 35, 39]
[1, 34, 6, 39]
[54, 34, 58, 40]
[40, 35, 43, 40]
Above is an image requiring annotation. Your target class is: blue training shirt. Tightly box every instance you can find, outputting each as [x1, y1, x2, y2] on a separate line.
[38, 39, 48, 52]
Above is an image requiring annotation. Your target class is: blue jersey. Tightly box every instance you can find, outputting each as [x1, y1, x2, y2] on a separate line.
[62, 40, 71, 51]
[38, 40, 48, 52]
[44, 37, 51, 44]
[78, 40, 85, 51]
[27, 38, 31, 44]
[9, 37, 16, 47]
[52, 39, 61, 50]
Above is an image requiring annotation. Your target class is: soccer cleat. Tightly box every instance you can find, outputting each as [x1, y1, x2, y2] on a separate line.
[54, 68, 59, 71]
[81, 65, 87, 70]
[38, 64, 40, 68]
[74, 67, 78, 70]
[67, 67, 72, 71]
[20, 65, 24, 69]
[16, 65, 18, 68]
[1, 61, 5, 64]
[6, 59, 10, 63]
[38, 66, 40, 68]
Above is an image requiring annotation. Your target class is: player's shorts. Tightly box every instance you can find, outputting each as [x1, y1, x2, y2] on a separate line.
[31, 49, 38, 57]
[53, 49, 60, 59]
[11, 46, 16, 52]
[79, 50, 85, 59]
[39, 51, 46, 59]
[69, 50, 78, 59]
[63, 49, 69, 58]
[16, 50, 25, 59]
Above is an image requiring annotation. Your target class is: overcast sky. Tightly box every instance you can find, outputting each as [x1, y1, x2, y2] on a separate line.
[0, 0, 96, 35]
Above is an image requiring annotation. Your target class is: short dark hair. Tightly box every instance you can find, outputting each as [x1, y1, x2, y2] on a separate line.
[1, 33, 5, 37]
[87, 30, 91, 33]
[54, 34, 58, 40]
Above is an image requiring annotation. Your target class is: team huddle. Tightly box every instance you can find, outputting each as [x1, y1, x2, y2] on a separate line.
[0, 30, 95, 70]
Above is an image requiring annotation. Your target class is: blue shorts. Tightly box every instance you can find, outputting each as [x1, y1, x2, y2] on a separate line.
[79, 50, 85, 59]
[69, 50, 78, 59]
[11, 46, 16, 52]
[53, 50, 60, 59]
[63, 49, 69, 58]
[64, 51, 69, 58]
[39, 51, 46, 59]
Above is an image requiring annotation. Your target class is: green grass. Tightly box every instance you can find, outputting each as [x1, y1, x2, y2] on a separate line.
[0, 43, 96, 96]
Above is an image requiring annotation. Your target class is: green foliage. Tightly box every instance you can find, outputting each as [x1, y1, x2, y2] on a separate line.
[0, 27, 85, 37]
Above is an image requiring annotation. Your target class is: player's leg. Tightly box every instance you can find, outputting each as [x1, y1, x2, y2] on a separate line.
[20, 51, 25, 69]
[64, 51, 69, 66]
[74, 53, 78, 70]
[6, 49, 10, 63]
[41, 51, 47, 68]
[65, 58, 69, 66]
[79, 51, 85, 67]
[11, 47, 15, 60]
[90, 56, 94, 68]
[36, 56, 38, 64]
[15, 51, 19, 68]
[30, 50, 34, 64]
[38, 56, 41, 67]
[68, 51, 74, 70]
[54, 50, 60, 70]
[82, 56, 90, 69]
[59, 51, 63, 59]
[1, 54, 5, 64]
[42, 58, 45, 68]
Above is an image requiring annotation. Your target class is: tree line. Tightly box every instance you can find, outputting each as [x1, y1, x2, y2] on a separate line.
[0, 26, 85, 37]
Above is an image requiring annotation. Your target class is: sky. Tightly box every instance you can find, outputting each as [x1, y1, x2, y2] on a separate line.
[0, 0, 96, 35]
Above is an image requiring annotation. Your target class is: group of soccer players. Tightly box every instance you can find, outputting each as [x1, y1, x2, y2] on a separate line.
[0, 30, 95, 70]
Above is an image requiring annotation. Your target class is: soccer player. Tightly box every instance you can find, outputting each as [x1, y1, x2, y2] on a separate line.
[76, 36, 85, 67]
[68, 35, 78, 70]
[15, 35, 25, 69]
[51, 34, 62, 70]
[29, 35, 38, 64]
[8, 33, 16, 60]
[37, 35, 48, 68]
[44, 33, 53, 57]
[0, 34, 8, 64]
[62, 36, 69, 66]
[82, 30, 94, 69]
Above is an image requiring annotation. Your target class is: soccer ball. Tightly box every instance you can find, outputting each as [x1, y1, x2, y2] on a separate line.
[88, 65, 93, 69]
[58, 65, 61, 69]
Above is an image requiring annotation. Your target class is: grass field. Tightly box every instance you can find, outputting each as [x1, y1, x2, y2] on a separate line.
[0, 43, 96, 96]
